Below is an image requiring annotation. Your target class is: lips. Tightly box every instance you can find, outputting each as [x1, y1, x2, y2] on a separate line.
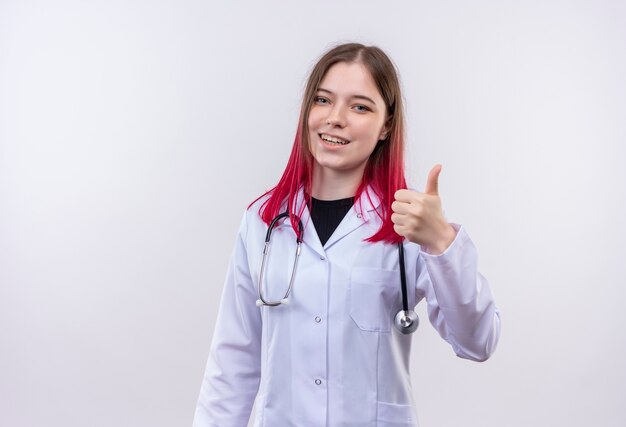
[320, 133, 350, 145]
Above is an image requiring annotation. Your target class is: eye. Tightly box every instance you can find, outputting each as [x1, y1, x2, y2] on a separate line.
[353, 104, 371, 112]
[314, 96, 330, 105]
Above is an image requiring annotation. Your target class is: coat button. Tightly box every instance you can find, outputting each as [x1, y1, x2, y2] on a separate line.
[315, 316, 321, 323]
[315, 379, 322, 385]
[357, 213, 362, 219]
[319, 256, 325, 260]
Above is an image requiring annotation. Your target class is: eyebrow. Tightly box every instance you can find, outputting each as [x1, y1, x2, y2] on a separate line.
[317, 87, 378, 106]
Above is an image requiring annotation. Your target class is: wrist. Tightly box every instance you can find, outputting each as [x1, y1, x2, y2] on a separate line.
[425, 224, 457, 255]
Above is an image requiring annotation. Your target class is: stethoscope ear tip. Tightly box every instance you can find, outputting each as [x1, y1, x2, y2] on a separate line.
[255, 300, 264, 307]
[280, 298, 290, 305]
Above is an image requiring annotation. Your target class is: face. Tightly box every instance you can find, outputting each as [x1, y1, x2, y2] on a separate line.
[307, 61, 389, 181]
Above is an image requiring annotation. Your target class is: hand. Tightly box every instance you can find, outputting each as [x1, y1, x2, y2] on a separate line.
[391, 164, 457, 255]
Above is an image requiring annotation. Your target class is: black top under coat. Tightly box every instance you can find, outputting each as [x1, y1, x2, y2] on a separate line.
[309, 196, 355, 246]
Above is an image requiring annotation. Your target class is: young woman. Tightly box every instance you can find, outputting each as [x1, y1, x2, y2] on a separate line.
[193, 43, 500, 427]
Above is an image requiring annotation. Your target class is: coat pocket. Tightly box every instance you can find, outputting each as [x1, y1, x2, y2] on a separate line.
[349, 267, 399, 332]
[377, 401, 418, 426]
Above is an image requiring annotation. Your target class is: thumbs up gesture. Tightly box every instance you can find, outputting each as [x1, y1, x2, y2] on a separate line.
[391, 164, 457, 255]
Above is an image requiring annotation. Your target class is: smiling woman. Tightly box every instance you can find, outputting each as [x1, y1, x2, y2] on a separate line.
[192, 43, 500, 427]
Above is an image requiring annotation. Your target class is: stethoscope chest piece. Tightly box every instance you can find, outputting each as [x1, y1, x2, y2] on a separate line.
[394, 309, 419, 334]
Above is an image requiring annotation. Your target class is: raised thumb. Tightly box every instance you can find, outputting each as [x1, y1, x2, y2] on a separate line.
[425, 164, 442, 195]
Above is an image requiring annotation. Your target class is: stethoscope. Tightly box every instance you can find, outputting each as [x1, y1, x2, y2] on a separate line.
[256, 212, 419, 335]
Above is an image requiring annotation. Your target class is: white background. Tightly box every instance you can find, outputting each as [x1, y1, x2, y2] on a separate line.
[1, 1, 625, 426]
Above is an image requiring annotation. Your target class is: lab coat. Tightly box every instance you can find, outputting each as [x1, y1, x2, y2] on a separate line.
[193, 188, 500, 427]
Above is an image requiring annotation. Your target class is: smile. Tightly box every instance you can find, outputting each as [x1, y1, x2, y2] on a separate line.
[320, 134, 350, 145]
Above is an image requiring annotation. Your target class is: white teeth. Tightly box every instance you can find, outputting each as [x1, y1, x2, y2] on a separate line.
[320, 134, 349, 145]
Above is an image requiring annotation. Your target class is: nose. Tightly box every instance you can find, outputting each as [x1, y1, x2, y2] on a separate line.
[326, 104, 346, 128]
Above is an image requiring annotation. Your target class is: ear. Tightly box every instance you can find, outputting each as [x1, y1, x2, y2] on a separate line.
[378, 115, 393, 140]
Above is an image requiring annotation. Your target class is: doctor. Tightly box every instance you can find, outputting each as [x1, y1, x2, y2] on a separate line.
[193, 43, 500, 427]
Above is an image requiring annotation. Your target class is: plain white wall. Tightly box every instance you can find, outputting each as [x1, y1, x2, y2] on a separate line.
[1, 0, 625, 426]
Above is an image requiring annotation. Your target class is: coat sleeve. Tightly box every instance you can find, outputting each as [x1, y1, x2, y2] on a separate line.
[193, 211, 262, 427]
[415, 224, 501, 362]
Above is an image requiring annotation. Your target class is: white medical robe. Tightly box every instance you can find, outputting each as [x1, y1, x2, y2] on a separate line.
[193, 188, 501, 427]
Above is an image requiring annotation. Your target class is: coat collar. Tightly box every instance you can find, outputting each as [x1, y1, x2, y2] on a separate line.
[277, 186, 383, 256]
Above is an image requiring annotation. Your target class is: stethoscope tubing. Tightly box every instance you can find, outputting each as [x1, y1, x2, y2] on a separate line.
[257, 212, 418, 334]
[257, 212, 303, 307]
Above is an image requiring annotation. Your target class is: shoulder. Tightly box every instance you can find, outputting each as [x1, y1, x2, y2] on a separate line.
[244, 192, 272, 225]
[246, 189, 294, 224]
[247, 192, 272, 214]
[238, 193, 271, 236]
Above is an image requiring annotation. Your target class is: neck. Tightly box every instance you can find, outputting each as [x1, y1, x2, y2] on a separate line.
[311, 164, 365, 200]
